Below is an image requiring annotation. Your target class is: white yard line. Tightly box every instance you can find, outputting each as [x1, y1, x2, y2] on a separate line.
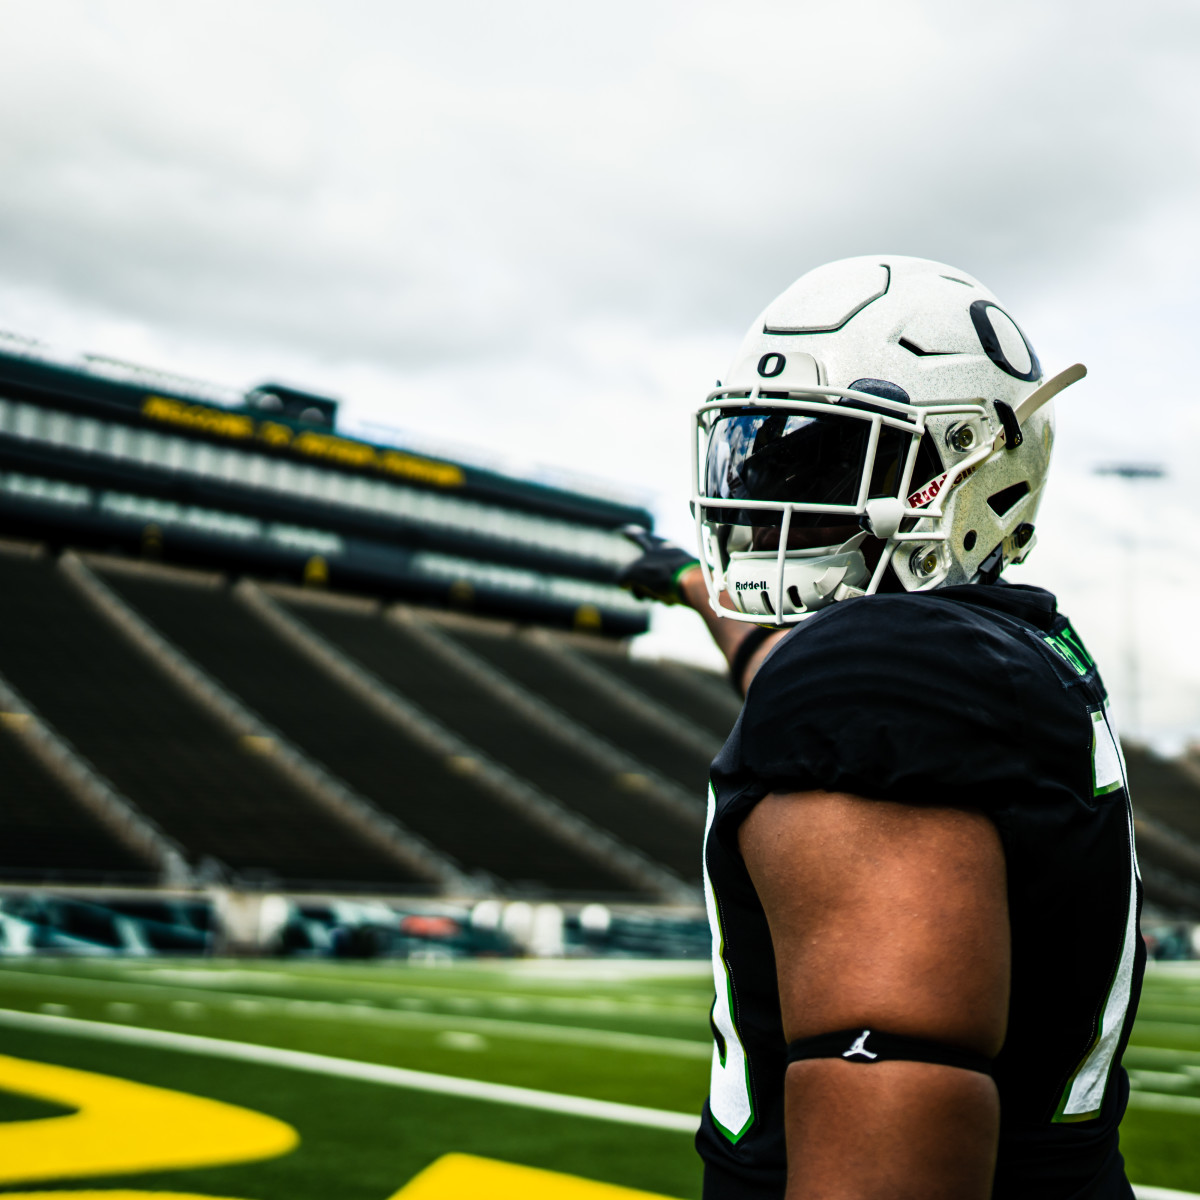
[0, 970, 709, 1058]
[0, 1007, 700, 1133]
[0, 1007, 1194, 1196]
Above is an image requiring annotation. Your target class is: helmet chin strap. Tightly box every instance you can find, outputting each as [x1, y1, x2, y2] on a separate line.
[726, 531, 871, 618]
[791, 531, 870, 612]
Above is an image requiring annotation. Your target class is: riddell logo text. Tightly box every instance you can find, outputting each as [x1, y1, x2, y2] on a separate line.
[734, 580, 768, 591]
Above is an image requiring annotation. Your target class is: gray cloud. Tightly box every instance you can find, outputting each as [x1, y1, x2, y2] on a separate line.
[0, 0, 1198, 735]
[0, 0, 1196, 369]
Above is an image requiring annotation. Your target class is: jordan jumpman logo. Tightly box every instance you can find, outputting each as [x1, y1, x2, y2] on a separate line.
[843, 1029, 878, 1060]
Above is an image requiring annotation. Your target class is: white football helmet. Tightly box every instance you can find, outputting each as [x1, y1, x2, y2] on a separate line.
[693, 255, 1086, 623]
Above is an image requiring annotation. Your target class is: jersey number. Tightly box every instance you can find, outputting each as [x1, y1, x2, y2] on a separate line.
[703, 786, 754, 1141]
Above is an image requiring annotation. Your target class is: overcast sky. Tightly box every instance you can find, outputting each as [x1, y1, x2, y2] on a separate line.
[1, 0, 1198, 746]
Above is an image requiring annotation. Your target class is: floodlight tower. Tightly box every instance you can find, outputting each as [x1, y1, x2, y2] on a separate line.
[1093, 462, 1167, 740]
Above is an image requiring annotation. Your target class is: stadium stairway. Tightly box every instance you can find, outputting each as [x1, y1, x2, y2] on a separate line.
[242, 582, 689, 902]
[440, 619, 717, 797]
[68, 554, 457, 892]
[1127, 744, 1200, 846]
[570, 639, 742, 743]
[0, 550, 422, 891]
[523, 629, 724, 761]
[0, 658, 183, 884]
[1125, 744, 1200, 915]
[267, 589, 705, 888]
[101, 566, 657, 900]
[0, 685, 157, 886]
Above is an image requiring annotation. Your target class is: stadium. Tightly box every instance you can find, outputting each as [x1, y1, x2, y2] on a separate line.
[3, 4, 1200, 1191]
[0, 331, 1199, 1198]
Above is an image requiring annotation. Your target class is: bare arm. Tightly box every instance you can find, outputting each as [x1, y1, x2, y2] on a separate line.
[677, 566, 785, 695]
[739, 791, 1010, 1200]
[616, 531, 783, 695]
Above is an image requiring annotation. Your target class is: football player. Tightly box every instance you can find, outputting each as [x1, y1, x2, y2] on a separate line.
[619, 256, 1143, 1199]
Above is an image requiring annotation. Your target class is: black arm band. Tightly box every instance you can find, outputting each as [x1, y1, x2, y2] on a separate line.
[786, 1028, 993, 1076]
[729, 626, 778, 695]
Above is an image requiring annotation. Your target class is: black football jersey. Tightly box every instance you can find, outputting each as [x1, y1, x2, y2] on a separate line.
[697, 583, 1144, 1200]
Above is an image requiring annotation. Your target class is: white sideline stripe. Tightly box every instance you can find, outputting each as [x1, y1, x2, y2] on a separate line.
[0, 970, 710, 1058]
[0, 1007, 699, 1133]
[1134, 1188, 1200, 1199]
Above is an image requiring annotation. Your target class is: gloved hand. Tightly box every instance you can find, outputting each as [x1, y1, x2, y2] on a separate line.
[616, 526, 701, 605]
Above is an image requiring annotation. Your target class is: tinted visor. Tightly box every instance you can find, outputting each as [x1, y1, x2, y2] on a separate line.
[703, 407, 917, 526]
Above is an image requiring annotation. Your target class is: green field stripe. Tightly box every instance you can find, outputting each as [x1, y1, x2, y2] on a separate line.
[1125, 1045, 1200, 1067]
[0, 1007, 701, 1133]
[1134, 1021, 1200, 1040]
[3, 964, 706, 1022]
[1127, 1069, 1198, 1092]
[1127, 1091, 1200, 1115]
[1136, 1007, 1200, 1023]
[1143, 965, 1200, 979]
[117, 962, 712, 1006]
[0, 969, 709, 1058]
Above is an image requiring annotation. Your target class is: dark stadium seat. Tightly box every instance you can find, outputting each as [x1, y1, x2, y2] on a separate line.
[0, 554, 416, 890]
[1126, 744, 1200, 847]
[0, 719, 156, 884]
[444, 625, 715, 794]
[107, 573, 642, 897]
[574, 645, 741, 742]
[286, 601, 703, 884]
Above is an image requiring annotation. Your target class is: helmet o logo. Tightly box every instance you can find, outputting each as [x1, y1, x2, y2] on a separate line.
[757, 353, 786, 378]
[969, 301, 1041, 382]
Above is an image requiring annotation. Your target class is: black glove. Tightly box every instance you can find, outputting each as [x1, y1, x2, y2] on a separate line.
[616, 526, 700, 605]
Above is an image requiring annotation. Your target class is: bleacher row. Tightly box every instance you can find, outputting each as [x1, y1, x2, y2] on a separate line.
[1, 539, 1199, 913]
[0, 541, 739, 901]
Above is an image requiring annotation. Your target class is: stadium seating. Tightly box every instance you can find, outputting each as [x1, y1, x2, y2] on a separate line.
[443, 624, 716, 793]
[282, 599, 704, 884]
[5, 539, 1200, 914]
[575, 645, 742, 742]
[0, 554, 415, 890]
[1127, 744, 1200, 846]
[105, 571, 642, 897]
[0, 717, 155, 884]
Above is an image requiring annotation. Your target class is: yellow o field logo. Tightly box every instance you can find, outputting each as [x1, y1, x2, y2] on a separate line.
[0, 1054, 295, 1188]
[0, 1055, 675, 1200]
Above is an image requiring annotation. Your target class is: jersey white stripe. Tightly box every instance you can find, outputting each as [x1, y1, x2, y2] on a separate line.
[1059, 706, 1138, 1119]
[703, 784, 754, 1140]
[1091, 709, 1124, 795]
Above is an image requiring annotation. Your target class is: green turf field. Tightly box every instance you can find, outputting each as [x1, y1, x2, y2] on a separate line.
[0, 956, 1196, 1198]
